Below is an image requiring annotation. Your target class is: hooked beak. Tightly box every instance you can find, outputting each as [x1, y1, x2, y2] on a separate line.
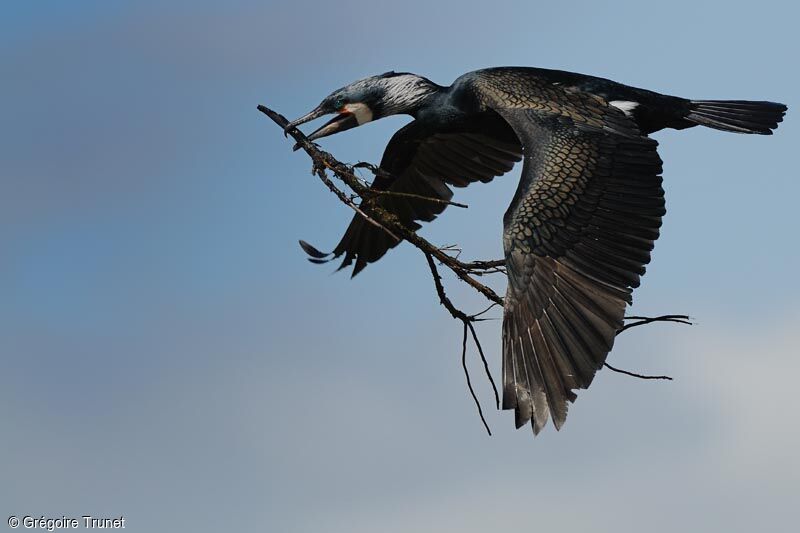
[285, 107, 360, 150]
[283, 106, 326, 135]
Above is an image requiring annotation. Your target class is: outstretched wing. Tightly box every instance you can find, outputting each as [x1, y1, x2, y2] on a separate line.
[473, 69, 665, 434]
[309, 112, 522, 275]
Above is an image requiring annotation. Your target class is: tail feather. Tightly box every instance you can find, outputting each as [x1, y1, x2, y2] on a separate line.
[686, 100, 787, 134]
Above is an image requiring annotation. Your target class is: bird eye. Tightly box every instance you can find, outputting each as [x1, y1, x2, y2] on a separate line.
[334, 97, 345, 110]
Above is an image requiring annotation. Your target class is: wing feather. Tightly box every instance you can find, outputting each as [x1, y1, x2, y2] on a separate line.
[314, 114, 522, 274]
[473, 71, 665, 433]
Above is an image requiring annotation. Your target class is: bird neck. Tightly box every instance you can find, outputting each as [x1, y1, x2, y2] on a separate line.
[378, 75, 442, 118]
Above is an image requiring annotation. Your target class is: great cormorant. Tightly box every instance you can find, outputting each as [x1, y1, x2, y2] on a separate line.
[285, 67, 787, 435]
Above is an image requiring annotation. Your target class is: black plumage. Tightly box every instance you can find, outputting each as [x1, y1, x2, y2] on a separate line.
[285, 66, 787, 435]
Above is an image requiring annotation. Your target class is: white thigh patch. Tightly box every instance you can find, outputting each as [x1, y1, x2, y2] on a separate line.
[609, 100, 639, 117]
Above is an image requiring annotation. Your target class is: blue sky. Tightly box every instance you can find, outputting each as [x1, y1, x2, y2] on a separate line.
[2, 1, 798, 532]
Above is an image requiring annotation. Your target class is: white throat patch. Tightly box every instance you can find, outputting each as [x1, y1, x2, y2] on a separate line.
[343, 102, 374, 125]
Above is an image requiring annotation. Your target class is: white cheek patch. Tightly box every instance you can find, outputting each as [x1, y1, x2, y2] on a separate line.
[609, 100, 639, 117]
[343, 102, 373, 125]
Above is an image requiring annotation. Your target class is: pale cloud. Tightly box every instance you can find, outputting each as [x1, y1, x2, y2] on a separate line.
[278, 317, 800, 533]
[676, 316, 800, 485]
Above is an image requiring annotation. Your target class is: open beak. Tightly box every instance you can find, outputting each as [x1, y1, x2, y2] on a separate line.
[285, 106, 360, 150]
[306, 112, 358, 141]
[284, 106, 326, 134]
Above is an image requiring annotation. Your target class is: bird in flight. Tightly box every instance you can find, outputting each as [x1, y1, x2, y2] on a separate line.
[284, 67, 787, 435]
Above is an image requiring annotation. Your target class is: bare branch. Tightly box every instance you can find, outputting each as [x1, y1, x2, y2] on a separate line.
[620, 314, 693, 332]
[461, 323, 492, 435]
[425, 253, 500, 434]
[424, 253, 468, 321]
[311, 163, 401, 243]
[603, 363, 673, 381]
[602, 314, 693, 380]
[259, 103, 695, 432]
[467, 321, 500, 409]
[351, 162, 469, 208]
[258, 104, 504, 305]
[365, 189, 469, 209]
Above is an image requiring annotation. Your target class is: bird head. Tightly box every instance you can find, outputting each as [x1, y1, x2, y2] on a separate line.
[285, 72, 439, 143]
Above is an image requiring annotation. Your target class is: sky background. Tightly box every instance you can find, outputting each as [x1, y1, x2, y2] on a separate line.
[1, 1, 798, 531]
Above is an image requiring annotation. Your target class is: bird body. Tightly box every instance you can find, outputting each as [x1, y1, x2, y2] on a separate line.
[286, 67, 787, 436]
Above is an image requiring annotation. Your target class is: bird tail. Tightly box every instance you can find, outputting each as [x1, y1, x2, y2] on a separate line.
[685, 100, 787, 135]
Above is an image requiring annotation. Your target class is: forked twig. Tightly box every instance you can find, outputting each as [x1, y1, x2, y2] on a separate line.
[620, 314, 693, 332]
[425, 253, 500, 435]
[602, 314, 694, 380]
[259, 103, 693, 434]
